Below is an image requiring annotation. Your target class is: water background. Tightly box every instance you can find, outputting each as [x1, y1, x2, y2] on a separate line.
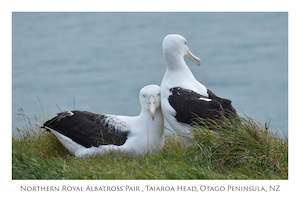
[12, 12, 288, 137]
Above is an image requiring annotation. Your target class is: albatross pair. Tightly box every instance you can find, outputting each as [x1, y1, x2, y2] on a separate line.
[43, 34, 236, 157]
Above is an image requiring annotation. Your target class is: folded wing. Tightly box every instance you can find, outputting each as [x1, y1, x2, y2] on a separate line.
[42, 110, 129, 148]
[168, 87, 228, 125]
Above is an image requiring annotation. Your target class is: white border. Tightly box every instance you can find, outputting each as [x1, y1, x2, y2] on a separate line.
[2, 0, 299, 199]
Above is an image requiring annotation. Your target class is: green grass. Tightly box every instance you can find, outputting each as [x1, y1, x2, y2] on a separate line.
[12, 117, 288, 179]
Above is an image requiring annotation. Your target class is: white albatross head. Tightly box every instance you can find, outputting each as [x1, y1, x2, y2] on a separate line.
[139, 85, 161, 120]
[162, 34, 201, 67]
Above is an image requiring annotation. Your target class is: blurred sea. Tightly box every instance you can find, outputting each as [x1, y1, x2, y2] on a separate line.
[12, 12, 288, 137]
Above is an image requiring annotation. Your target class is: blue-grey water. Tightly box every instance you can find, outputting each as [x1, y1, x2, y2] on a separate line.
[12, 12, 288, 137]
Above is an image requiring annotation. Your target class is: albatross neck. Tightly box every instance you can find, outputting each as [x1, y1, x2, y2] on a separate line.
[164, 52, 194, 75]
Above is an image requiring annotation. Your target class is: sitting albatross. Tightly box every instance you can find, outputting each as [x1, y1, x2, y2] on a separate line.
[160, 34, 237, 145]
[42, 84, 164, 158]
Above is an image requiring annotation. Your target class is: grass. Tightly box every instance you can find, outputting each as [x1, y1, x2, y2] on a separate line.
[12, 116, 288, 179]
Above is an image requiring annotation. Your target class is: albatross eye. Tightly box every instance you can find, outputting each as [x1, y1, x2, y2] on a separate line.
[142, 94, 146, 98]
[184, 41, 187, 45]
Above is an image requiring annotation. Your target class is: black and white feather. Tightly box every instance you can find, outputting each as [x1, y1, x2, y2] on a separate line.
[168, 87, 223, 125]
[168, 87, 236, 125]
[43, 111, 129, 148]
[42, 85, 164, 158]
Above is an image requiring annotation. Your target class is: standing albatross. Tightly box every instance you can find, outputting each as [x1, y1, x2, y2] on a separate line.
[160, 34, 237, 145]
[42, 85, 164, 158]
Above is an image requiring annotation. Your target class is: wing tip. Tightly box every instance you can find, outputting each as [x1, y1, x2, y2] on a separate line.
[40, 125, 51, 132]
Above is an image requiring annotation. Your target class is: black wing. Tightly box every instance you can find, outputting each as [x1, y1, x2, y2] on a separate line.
[42, 110, 129, 148]
[168, 87, 224, 125]
[207, 89, 237, 117]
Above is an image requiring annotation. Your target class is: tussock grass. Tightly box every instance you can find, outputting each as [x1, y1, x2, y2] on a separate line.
[191, 116, 288, 179]
[12, 117, 288, 179]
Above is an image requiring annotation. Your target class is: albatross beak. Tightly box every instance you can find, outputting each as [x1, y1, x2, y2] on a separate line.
[186, 48, 201, 66]
[149, 96, 156, 120]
